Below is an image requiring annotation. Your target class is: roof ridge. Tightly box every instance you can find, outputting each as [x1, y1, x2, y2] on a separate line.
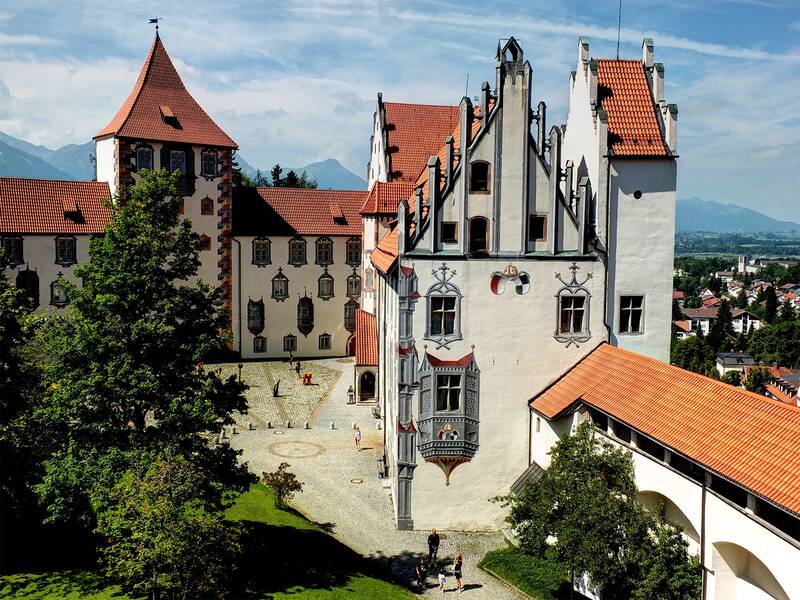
[0, 176, 108, 185]
[384, 101, 460, 109]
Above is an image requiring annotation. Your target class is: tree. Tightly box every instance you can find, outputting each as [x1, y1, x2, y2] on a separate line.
[779, 300, 796, 322]
[707, 299, 734, 351]
[671, 336, 715, 376]
[747, 321, 800, 368]
[232, 151, 252, 188]
[721, 371, 742, 387]
[764, 286, 778, 323]
[36, 168, 251, 524]
[632, 519, 702, 600]
[671, 299, 684, 321]
[735, 288, 748, 309]
[744, 367, 774, 394]
[261, 462, 303, 508]
[94, 454, 243, 599]
[499, 423, 700, 599]
[270, 163, 283, 187]
[0, 254, 41, 523]
[268, 163, 317, 189]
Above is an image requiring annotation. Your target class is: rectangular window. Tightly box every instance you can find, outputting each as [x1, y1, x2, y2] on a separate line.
[319, 276, 334, 299]
[347, 275, 361, 298]
[316, 239, 333, 265]
[253, 240, 271, 265]
[346, 238, 361, 266]
[253, 337, 266, 353]
[289, 240, 306, 265]
[529, 214, 546, 242]
[436, 374, 461, 411]
[441, 222, 458, 244]
[55, 237, 77, 265]
[198, 235, 211, 251]
[136, 147, 153, 170]
[619, 295, 644, 333]
[559, 295, 585, 334]
[1, 237, 23, 265]
[201, 152, 217, 177]
[319, 334, 331, 350]
[430, 296, 456, 336]
[272, 278, 288, 299]
[283, 335, 297, 352]
[170, 150, 186, 174]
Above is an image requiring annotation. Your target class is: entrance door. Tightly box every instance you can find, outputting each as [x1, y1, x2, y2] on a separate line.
[360, 371, 376, 400]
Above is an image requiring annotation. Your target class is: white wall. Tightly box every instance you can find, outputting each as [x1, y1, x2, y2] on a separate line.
[95, 136, 117, 196]
[233, 234, 360, 359]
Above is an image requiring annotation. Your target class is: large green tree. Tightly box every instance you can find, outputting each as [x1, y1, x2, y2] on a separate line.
[707, 299, 734, 352]
[764, 286, 778, 323]
[500, 423, 700, 599]
[93, 454, 243, 599]
[36, 168, 251, 524]
[671, 335, 715, 376]
[747, 321, 800, 368]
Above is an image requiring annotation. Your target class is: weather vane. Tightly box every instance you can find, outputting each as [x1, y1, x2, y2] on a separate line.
[149, 17, 161, 31]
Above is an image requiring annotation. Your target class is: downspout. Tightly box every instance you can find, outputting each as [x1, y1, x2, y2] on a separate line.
[701, 477, 708, 600]
[233, 237, 242, 356]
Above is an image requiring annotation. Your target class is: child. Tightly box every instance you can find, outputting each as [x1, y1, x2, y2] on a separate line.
[453, 553, 463, 593]
[354, 425, 362, 451]
[437, 570, 446, 594]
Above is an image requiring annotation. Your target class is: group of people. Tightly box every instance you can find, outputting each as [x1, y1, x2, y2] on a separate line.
[415, 529, 464, 594]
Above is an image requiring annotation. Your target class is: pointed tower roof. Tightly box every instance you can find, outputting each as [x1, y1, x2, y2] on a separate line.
[94, 34, 236, 148]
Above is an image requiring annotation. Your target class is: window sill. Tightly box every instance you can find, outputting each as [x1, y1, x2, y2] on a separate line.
[55, 261, 77, 268]
[252, 262, 272, 267]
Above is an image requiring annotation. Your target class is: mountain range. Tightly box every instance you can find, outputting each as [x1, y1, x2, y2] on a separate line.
[1, 131, 797, 231]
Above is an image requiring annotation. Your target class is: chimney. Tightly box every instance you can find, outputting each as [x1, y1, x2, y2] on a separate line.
[653, 63, 665, 104]
[536, 101, 547, 157]
[664, 104, 678, 153]
[445, 136, 455, 189]
[480, 81, 491, 119]
[397, 198, 408, 256]
[578, 36, 589, 67]
[642, 38, 654, 70]
[427, 156, 440, 252]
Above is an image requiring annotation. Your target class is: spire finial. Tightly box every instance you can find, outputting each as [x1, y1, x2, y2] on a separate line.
[149, 17, 161, 34]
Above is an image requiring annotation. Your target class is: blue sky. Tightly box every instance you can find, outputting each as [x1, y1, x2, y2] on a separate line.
[1, 0, 798, 221]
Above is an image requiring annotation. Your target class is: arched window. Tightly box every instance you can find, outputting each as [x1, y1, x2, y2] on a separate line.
[298, 295, 314, 336]
[50, 273, 68, 308]
[315, 236, 334, 266]
[318, 269, 334, 300]
[344, 298, 359, 332]
[247, 298, 265, 335]
[135, 146, 153, 171]
[288, 237, 306, 266]
[469, 161, 490, 193]
[252, 238, 271, 266]
[16, 268, 39, 308]
[468, 217, 489, 255]
[346, 237, 361, 267]
[364, 267, 374, 290]
[347, 271, 361, 298]
[271, 268, 289, 301]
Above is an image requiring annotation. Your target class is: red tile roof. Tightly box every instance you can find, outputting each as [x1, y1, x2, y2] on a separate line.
[426, 351, 474, 368]
[0, 178, 112, 234]
[530, 343, 800, 515]
[95, 34, 236, 148]
[370, 225, 399, 273]
[232, 187, 366, 237]
[672, 290, 684, 300]
[360, 181, 416, 215]
[596, 60, 668, 157]
[355, 309, 378, 366]
[673, 320, 691, 333]
[766, 384, 796, 406]
[383, 102, 459, 183]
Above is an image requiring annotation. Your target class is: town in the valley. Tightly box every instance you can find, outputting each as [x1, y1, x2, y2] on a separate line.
[1, 10, 798, 600]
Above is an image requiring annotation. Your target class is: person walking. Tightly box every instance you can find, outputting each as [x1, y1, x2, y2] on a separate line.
[294, 360, 301, 377]
[427, 528, 440, 566]
[415, 557, 428, 592]
[353, 425, 362, 451]
[453, 553, 463, 594]
[437, 570, 446, 594]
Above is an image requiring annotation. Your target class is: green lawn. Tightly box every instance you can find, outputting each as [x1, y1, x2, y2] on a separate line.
[479, 544, 573, 600]
[1, 484, 412, 599]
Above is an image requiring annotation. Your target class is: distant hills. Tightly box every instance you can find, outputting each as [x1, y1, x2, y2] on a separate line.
[676, 197, 800, 233]
[0, 130, 367, 191]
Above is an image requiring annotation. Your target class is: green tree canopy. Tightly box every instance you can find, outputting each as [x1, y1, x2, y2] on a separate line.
[746, 321, 800, 368]
[671, 335, 715, 376]
[765, 286, 778, 323]
[35, 168, 251, 524]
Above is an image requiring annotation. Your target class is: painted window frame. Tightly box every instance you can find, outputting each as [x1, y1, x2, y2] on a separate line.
[1, 236, 23, 266]
[271, 268, 289, 301]
[469, 160, 491, 193]
[247, 298, 265, 334]
[424, 265, 462, 348]
[318, 270, 335, 300]
[347, 271, 361, 298]
[288, 236, 307, 267]
[135, 145, 154, 171]
[252, 237, 272, 266]
[198, 235, 211, 251]
[170, 149, 186, 174]
[558, 294, 587, 335]
[200, 196, 214, 216]
[49, 273, 68, 308]
[54, 236, 77, 266]
[315, 236, 334, 266]
[344, 298, 359, 332]
[283, 334, 297, 353]
[345, 237, 361, 267]
[201, 150, 218, 178]
[318, 333, 332, 351]
[253, 336, 266, 353]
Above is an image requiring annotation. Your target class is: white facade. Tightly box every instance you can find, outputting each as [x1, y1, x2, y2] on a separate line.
[232, 234, 361, 359]
[530, 409, 800, 600]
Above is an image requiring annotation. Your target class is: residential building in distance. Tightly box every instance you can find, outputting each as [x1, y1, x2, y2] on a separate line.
[716, 352, 756, 376]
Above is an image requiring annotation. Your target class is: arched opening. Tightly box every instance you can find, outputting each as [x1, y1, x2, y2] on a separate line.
[359, 371, 376, 400]
[16, 268, 39, 308]
[638, 491, 700, 552]
[469, 217, 489, 255]
[346, 334, 356, 356]
[712, 542, 790, 600]
[469, 161, 490, 193]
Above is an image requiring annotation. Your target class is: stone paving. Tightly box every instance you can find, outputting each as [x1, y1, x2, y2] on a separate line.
[226, 357, 525, 599]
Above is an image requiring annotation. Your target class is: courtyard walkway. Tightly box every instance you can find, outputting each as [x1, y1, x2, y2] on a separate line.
[223, 357, 524, 599]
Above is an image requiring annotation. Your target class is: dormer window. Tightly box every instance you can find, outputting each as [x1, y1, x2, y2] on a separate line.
[136, 146, 153, 171]
[160, 105, 179, 128]
[469, 161, 490, 193]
